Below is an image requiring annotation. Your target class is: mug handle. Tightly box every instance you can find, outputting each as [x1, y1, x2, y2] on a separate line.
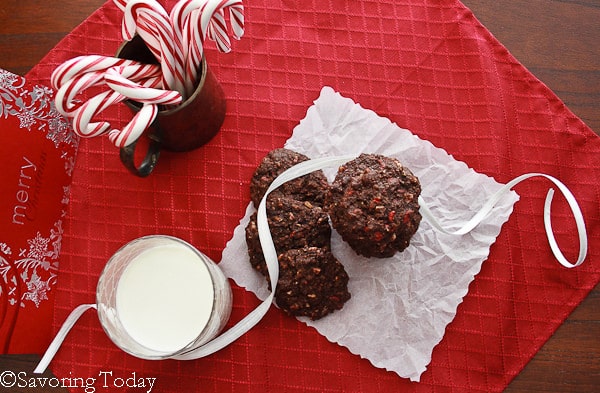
[119, 136, 161, 177]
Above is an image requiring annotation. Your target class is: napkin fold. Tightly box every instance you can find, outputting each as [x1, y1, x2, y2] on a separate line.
[220, 86, 519, 381]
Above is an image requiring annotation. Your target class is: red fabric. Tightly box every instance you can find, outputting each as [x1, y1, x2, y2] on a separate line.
[0, 71, 77, 354]
[25, 0, 599, 392]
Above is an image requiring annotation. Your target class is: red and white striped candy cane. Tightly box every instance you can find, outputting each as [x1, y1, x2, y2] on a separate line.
[104, 66, 183, 106]
[170, 0, 207, 95]
[121, 0, 169, 67]
[72, 90, 127, 138]
[199, 0, 244, 47]
[183, 8, 206, 95]
[71, 64, 162, 137]
[171, 0, 244, 45]
[178, 0, 244, 93]
[54, 70, 107, 116]
[112, 0, 128, 11]
[108, 103, 158, 147]
[73, 75, 160, 139]
[54, 61, 162, 116]
[122, 0, 187, 95]
[137, 10, 186, 94]
[206, 9, 230, 53]
[204, 2, 244, 53]
[51, 55, 140, 90]
[116, 62, 162, 80]
[121, 0, 167, 41]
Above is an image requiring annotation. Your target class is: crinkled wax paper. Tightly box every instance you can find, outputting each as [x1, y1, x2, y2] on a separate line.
[219, 86, 518, 381]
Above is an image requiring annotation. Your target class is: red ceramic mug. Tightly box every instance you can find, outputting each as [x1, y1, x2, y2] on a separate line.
[116, 35, 226, 176]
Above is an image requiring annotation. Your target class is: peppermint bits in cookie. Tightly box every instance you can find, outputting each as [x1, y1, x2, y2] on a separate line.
[327, 153, 422, 258]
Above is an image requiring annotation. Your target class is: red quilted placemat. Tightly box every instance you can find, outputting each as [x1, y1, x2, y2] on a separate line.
[26, 0, 599, 392]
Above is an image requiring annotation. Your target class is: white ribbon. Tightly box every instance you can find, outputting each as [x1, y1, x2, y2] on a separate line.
[418, 172, 588, 268]
[173, 155, 355, 359]
[34, 304, 97, 374]
[34, 156, 588, 373]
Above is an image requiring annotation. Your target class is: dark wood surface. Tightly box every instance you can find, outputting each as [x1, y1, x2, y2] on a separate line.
[0, 1, 598, 392]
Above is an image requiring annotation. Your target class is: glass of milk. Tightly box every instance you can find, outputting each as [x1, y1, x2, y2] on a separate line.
[96, 235, 232, 359]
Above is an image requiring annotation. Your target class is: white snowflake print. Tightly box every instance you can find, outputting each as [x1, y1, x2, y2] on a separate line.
[22, 272, 53, 308]
[4, 221, 64, 308]
[17, 109, 37, 129]
[1, 69, 79, 157]
[27, 232, 52, 261]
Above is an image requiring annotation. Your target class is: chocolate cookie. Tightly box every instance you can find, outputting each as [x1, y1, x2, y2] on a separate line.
[249, 148, 329, 207]
[327, 153, 422, 258]
[275, 246, 351, 320]
[245, 196, 332, 277]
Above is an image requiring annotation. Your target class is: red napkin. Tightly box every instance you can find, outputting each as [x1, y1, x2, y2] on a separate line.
[25, 0, 599, 392]
[0, 70, 77, 354]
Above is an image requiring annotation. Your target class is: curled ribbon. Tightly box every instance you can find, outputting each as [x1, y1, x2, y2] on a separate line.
[34, 156, 588, 373]
[418, 172, 587, 268]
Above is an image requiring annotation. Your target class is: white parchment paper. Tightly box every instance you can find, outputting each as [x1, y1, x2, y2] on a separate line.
[219, 86, 519, 381]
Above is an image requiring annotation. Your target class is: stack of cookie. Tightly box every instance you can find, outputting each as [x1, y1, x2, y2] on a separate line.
[245, 149, 423, 320]
[245, 148, 351, 320]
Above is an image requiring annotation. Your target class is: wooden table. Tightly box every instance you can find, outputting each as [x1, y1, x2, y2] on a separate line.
[0, 1, 598, 392]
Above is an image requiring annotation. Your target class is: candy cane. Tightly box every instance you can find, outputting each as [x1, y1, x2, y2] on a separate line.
[103, 60, 179, 147]
[228, 2, 244, 39]
[167, 0, 200, 95]
[72, 65, 162, 137]
[177, 0, 244, 92]
[54, 61, 162, 115]
[104, 67, 183, 106]
[52, 0, 246, 150]
[116, 62, 163, 80]
[121, 0, 174, 91]
[121, 0, 187, 94]
[122, 0, 169, 41]
[108, 103, 158, 147]
[205, 9, 230, 53]
[51, 56, 142, 90]
[199, 0, 244, 47]
[184, 8, 206, 92]
[122, 9, 164, 68]
[205, 5, 244, 53]
[54, 71, 107, 116]
[137, 11, 187, 94]
[112, 0, 128, 12]
[72, 90, 127, 137]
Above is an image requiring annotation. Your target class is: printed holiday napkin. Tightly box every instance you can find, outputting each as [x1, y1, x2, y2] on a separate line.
[0, 69, 78, 354]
